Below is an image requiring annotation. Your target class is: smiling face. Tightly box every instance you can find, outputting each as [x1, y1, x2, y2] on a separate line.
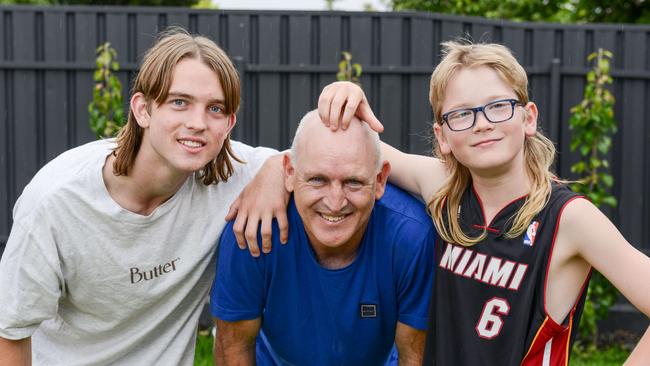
[284, 114, 389, 259]
[433, 65, 538, 176]
[132, 57, 235, 177]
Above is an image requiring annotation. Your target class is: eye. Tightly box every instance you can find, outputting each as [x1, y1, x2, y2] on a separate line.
[344, 179, 364, 190]
[171, 99, 186, 107]
[307, 176, 326, 186]
[209, 105, 223, 114]
[447, 109, 472, 121]
[487, 101, 511, 110]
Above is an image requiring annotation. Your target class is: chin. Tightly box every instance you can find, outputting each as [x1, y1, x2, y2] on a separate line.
[314, 232, 351, 249]
[177, 158, 213, 173]
[318, 238, 347, 249]
[462, 151, 511, 168]
[468, 159, 517, 174]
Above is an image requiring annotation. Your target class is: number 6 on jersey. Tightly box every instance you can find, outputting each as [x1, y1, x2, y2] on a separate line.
[476, 297, 510, 339]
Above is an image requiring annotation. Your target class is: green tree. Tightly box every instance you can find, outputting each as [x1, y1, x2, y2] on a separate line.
[569, 48, 619, 346]
[568, 0, 650, 23]
[192, 0, 216, 9]
[0, 0, 49, 4]
[391, 0, 570, 22]
[390, 0, 650, 24]
[324, 0, 340, 10]
[336, 51, 363, 85]
[88, 42, 124, 139]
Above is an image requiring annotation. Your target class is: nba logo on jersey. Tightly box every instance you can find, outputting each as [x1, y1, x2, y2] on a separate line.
[523, 221, 539, 247]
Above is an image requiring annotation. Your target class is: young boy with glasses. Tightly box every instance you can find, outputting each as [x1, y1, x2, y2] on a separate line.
[314, 40, 650, 365]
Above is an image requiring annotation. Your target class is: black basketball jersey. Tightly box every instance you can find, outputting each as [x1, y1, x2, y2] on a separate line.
[423, 184, 590, 366]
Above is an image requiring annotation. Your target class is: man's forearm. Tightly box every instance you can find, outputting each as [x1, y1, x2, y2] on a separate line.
[0, 337, 31, 366]
[214, 318, 260, 366]
[215, 337, 255, 366]
[395, 322, 426, 366]
[397, 341, 424, 366]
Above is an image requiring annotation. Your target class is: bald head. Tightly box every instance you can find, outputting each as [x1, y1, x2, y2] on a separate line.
[283, 109, 390, 261]
[289, 110, 382, 172]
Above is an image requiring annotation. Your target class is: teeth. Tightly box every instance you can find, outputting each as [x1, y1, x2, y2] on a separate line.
[179, 140, 202, 148]
[321, 214, 345, 223]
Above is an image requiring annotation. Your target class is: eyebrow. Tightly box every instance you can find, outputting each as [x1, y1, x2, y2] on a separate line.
[167, 91, 225, 105]
[303, 171, 367, 182]
[446, 95, 515, 111]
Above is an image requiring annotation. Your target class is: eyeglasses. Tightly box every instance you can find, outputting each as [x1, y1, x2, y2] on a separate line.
[440, 99, 523, 132]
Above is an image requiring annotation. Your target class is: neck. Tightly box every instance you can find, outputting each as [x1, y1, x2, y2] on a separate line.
[308, 234, 364, 270]
[469, 153, 531, 223]
[102, 153, 190, 216]
[312, 245, 359, 270]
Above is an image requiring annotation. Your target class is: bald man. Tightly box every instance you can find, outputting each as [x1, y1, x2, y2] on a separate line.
[210, 110, 436, 365]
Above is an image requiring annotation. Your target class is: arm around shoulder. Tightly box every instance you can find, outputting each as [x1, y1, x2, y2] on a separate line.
[226, 152, 290, 257]
[0, 336, 31, 366]
[380, 142, 446, 202]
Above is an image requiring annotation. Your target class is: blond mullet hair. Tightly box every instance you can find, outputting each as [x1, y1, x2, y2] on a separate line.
[112, 26, 242, 185]
[428, 41, 557, 246]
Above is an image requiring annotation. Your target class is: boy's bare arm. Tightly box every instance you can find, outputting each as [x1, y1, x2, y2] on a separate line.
[624, 326, 650, 366]
[0, 337, 31, 366]
[214, 318, 261, 366]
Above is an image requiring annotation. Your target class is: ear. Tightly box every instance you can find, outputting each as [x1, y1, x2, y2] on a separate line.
[130, 92, 150, 128]
[226, 114, 237, 135]
[522, 102, 538, 137]
[433, 123, 451, 155]
[374, 161, 391, 200]
[283, 153, 296, 193]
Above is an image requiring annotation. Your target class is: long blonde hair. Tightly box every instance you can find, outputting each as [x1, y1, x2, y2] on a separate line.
[428, 41, 557, 246]
[113, 26, 242, 185]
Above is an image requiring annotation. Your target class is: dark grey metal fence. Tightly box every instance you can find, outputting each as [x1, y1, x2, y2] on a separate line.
[1, 5, 650, 261]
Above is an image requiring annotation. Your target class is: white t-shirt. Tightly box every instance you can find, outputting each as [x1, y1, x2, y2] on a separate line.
[0, 139, 276, 365]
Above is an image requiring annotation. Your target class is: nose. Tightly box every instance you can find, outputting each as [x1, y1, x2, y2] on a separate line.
[472, 110, 494, 132]
[184, 108, 208, 130]
[323, 182, 348, 212]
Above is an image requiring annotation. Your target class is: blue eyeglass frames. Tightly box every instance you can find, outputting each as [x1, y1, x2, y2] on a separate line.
[440, 99, 523, 132]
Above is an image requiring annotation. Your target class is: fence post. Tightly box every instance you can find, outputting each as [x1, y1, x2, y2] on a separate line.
[232, 56, 247, 142]
[549, 58, 562, 172]
[233, 56, 246, 81]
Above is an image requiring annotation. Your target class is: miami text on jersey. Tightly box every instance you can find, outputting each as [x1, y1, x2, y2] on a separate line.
[438, 243, 528, 290]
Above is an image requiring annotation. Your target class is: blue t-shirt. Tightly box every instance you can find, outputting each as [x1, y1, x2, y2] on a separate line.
[211, 184, 436, 365]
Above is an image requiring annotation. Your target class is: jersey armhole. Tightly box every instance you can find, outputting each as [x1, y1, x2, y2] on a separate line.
[542, 195, 591, 327]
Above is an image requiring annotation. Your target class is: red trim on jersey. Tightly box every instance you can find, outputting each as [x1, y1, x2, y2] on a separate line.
[520, 317, 550, 363]
[520, 313, 574, 366]
[524, 195, 590, 366]
[543, 196, 588, 319]
[471, 185, 528, 230]
[473, 224, 500, 234]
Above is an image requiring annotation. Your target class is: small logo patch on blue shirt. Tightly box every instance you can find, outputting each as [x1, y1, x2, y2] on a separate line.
[360, 304, 377, 318]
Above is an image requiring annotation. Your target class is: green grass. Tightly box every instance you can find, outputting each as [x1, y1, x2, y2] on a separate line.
[194, 333, 631, 365]
[570, 343, 630, 366]
[194, 332, 214, 366]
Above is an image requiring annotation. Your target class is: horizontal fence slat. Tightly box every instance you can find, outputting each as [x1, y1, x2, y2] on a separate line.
[5, 61, 650, 79]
